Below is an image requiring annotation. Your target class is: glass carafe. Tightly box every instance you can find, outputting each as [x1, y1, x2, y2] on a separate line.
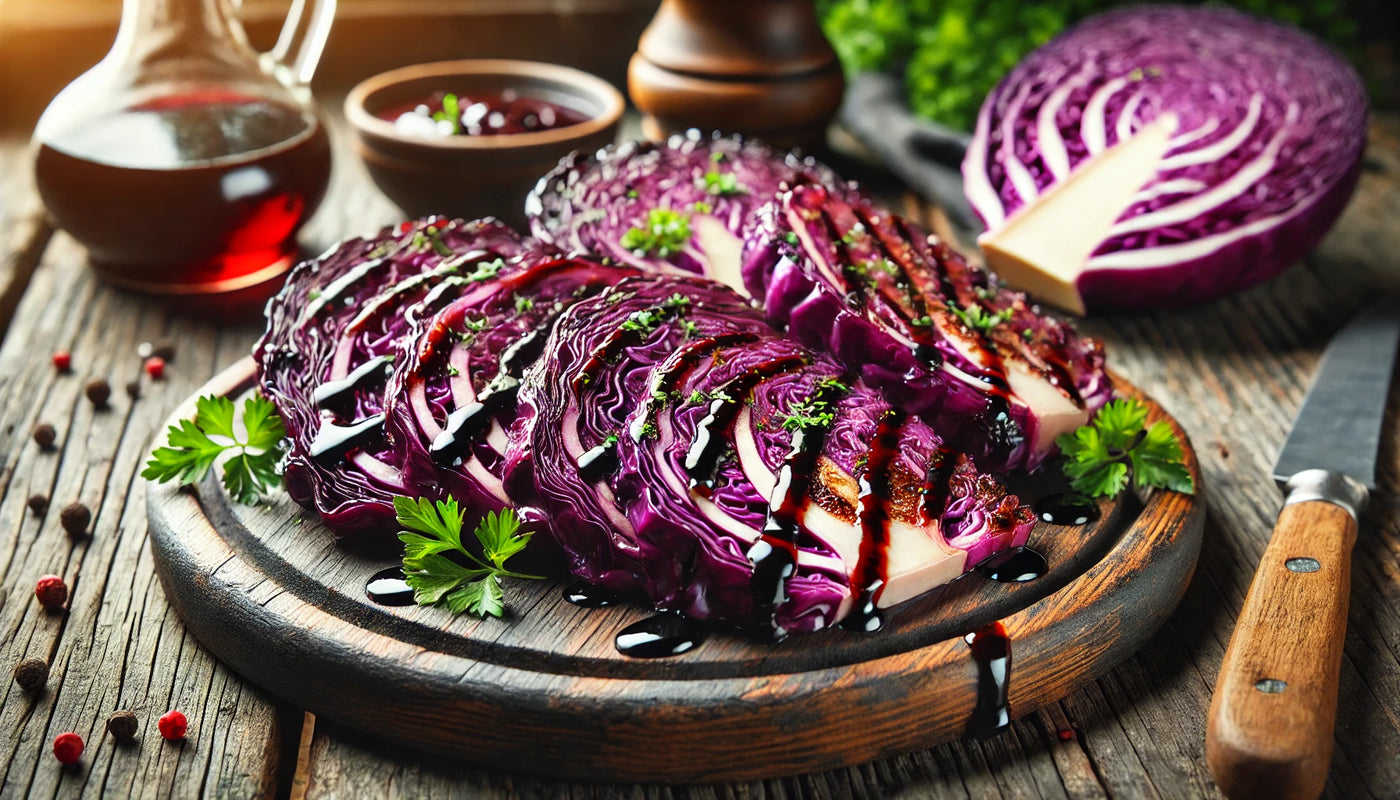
[32, 0, 336, 297]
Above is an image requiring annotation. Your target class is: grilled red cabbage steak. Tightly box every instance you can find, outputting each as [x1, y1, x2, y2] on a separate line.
[742, 184, 1111, 472]
[526, 131, 851, 292]
[385, 258, 644, 529]
[506, 275, 1035, 635]
[256, 217, 537, 537]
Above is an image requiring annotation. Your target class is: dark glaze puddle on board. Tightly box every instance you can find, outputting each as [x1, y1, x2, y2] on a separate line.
[365, 567, 415, 606]
[1036, 493, 1100, 526]
[977, 547, 1048, 583]
[563, 580, 618, 608]
[615, 614, 706, 658]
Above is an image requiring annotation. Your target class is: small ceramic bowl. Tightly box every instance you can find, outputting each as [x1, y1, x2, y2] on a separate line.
[346, 60, 624, 228]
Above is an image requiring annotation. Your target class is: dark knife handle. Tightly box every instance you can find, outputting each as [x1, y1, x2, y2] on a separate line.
[1206, 492, 1358, 800]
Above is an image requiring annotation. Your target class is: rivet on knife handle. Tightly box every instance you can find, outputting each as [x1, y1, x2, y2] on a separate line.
[1206, 472, 1363, 800]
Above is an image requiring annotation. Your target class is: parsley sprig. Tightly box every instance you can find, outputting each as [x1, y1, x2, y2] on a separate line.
[620, 209, 691, 257]
[396, 497, 544, 618]
[143, 395, 285, 504]
[1056, 398, 1195, 498]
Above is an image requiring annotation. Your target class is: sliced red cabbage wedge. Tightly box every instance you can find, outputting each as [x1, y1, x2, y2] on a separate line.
[526, 131, 851, 294]
[508, 274, 1034, 636]
[385, 258, 643, 530]
[256, 217, 533, 538]
[743, 184, 1110, 473]
[964, 6, 1368, 313]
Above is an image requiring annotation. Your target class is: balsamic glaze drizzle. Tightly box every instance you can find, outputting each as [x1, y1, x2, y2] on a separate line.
[314, 355, 394, 412]
[684, 355, 808, 493]
[965, 621, 1012, 739]
[628, 332, 762, 443]
[840, 408, 907, 633]
[571, 302, 690, 394]
[577, 436, 621, 482]
[748, 376, 850, 611]
[309, 413, 386, 465]
[614, 614, 706, 658]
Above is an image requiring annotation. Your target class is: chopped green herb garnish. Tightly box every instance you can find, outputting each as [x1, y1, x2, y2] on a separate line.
[397, 499, 543, 618]
[143, 395, 285, 505]
[702, 170, 745, 197]
[514, 295, 535, 313]
[1056, 398, 1195, 498]
[620, 209, 691, 258]
[693, 201, 714, 214]
[687, 390, 707, 405]
[465, 258, 505, 283]
[782, 397, 837, 432]
[950, 303, 1013, 334]
[432, 93, 461, 134]
[447, 365, 461, 377]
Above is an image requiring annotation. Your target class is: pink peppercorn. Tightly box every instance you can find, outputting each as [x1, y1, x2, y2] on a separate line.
[53, 732, 83, 764]
[158, 710, 187, 740]
[35, 575, 67, 608]
[145, 357, 166, 380]
[52, 352, 72, 372]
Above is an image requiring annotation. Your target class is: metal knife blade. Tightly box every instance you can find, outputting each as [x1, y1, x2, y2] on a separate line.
[1272, 295, 1400, 493]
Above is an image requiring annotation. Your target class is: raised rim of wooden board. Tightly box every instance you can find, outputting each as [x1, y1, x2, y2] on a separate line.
[147, 357, 1206, 783]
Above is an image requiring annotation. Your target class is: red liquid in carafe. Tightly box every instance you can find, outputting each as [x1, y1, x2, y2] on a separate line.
[35, 92, 331, 294]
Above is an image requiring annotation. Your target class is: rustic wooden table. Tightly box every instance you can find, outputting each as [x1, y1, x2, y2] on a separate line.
[2, 112, 1399, 799]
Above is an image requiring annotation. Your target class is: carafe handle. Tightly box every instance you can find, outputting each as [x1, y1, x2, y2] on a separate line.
[239, 0, 337, 85]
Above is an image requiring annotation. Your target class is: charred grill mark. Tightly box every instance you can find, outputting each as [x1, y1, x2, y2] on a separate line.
[857, 207, 946, 365]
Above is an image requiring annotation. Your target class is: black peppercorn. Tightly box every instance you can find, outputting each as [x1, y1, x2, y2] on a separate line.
[27, 494, 48, 514]
[60, 503, 91, 538]
[106, 710, 139, 742]
[125, 380, 141, 400]
[32, 423, 57, 450]
[85, 379, 111, 408]
[13, 658, 48, 692]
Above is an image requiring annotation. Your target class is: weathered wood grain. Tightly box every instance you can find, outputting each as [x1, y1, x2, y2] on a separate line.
[1, 110, 1399, 799]
[0, 132, 287, 798]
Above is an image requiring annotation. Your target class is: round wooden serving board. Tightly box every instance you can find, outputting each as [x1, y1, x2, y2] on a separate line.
[147, 358, 1205, 783]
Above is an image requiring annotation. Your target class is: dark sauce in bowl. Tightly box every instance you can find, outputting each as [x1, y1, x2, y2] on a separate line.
[379, 90, 590, 137]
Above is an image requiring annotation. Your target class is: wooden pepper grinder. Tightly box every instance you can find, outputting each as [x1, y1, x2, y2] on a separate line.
[628, 0, 844, 150]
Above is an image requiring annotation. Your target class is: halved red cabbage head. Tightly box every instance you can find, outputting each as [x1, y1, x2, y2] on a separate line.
[743, 184, 1110, 473]
[964, 5, 1368, 313]
[526, 131, 851, 292]
[509, 274, 1034, 634]
[255, 217, 534, 538]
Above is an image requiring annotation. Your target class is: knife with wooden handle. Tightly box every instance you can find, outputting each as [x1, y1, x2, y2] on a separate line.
[1207, 296, 1400, 800]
